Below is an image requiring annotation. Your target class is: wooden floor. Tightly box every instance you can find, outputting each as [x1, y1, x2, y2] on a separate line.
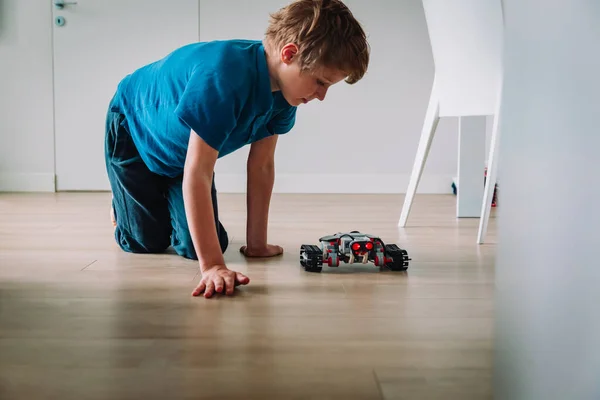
[0, 192, 496, 400]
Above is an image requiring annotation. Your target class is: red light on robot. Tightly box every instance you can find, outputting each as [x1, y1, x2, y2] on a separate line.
[365, 242, 373, 250]
[352, 243, 361, 251]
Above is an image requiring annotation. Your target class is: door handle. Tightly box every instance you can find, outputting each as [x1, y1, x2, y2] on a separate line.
[54, 0, 78, 9]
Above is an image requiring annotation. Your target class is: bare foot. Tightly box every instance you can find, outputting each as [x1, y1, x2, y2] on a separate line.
[110, 206, 116, 227]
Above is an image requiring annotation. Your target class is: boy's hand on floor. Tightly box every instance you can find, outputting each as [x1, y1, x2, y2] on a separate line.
[192, 265, 250, 298]
[239, 244, 283, 258]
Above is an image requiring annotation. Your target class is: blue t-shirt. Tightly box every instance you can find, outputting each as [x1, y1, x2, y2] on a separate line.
[111, 39, 297, 177]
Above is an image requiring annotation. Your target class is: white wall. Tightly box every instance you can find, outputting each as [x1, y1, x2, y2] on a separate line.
[0, 0, 55, 191]
[494, 0, 600, 398]
[0, 0, 466, 193]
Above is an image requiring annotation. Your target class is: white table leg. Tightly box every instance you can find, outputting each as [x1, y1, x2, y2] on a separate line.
[398, 79, 440, 227]
[478, 82, 503, 244]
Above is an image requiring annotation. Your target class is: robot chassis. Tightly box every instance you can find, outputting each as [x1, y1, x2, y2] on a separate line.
[300, 231, 411, 273]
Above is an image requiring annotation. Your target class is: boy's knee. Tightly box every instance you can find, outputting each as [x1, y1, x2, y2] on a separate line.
[173, 235, 198, 260]
[115, 229, 170, 254]
[172, 223, 229, 261]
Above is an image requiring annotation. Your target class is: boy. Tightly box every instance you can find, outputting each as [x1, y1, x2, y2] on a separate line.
[105, 0, 370, 298]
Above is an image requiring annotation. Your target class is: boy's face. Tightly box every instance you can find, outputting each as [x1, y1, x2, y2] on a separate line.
[276, 44, 347, 106]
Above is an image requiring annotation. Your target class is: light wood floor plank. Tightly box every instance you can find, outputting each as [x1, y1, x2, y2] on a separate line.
[0, 192, 496, 399]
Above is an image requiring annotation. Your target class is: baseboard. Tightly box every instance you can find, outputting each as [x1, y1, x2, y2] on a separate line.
[215, 173, 454, 194]
[0, 172, 453, 194]
[0, 173, 55, 192]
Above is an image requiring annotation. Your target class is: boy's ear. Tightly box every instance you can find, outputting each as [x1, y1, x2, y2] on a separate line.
[280, 43, 299, 64]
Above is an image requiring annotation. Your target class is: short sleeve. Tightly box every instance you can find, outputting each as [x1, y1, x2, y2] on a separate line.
[267, 106, 297, 135]
[174, 70, 245, 152]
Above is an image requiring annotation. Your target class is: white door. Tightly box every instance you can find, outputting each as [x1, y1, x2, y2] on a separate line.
[52, 0, 199, 190]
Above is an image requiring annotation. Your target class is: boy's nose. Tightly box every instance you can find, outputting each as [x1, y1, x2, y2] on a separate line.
[316, 87, 328, 101]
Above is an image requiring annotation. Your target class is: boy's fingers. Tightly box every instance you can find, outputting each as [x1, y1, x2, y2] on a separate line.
[236, 272, 250, 285]
[204, 281, 215, 298]
[192, 281, 206, 297]
[223, 274, 235, 295]
[214, 276, 224, 293]
[266, 244, 283, 256]
[193, 271, 248, 297]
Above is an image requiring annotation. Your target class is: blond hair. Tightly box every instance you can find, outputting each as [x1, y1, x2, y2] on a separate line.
[265, 0, 370, 84]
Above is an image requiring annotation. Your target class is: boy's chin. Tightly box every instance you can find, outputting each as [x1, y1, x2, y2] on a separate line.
[281, 92, 307, 107]
[285, 97, 303, 107]
[294, 97, 308, 106]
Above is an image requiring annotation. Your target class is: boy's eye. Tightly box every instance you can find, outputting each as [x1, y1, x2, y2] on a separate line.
[316, 79, 325, 86]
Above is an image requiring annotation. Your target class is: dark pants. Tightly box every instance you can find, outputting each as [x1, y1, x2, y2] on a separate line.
[104, 105, 229, 260]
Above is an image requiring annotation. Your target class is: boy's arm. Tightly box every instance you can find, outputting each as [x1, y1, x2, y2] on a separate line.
[240, 134, 283, 257]
[184, 130, 224, 268]
[172, 65, 253, 295]
[185, 131, 250, 297]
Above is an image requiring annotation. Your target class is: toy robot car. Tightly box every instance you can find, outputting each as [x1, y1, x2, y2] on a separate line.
[300, 231, 411, 273]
